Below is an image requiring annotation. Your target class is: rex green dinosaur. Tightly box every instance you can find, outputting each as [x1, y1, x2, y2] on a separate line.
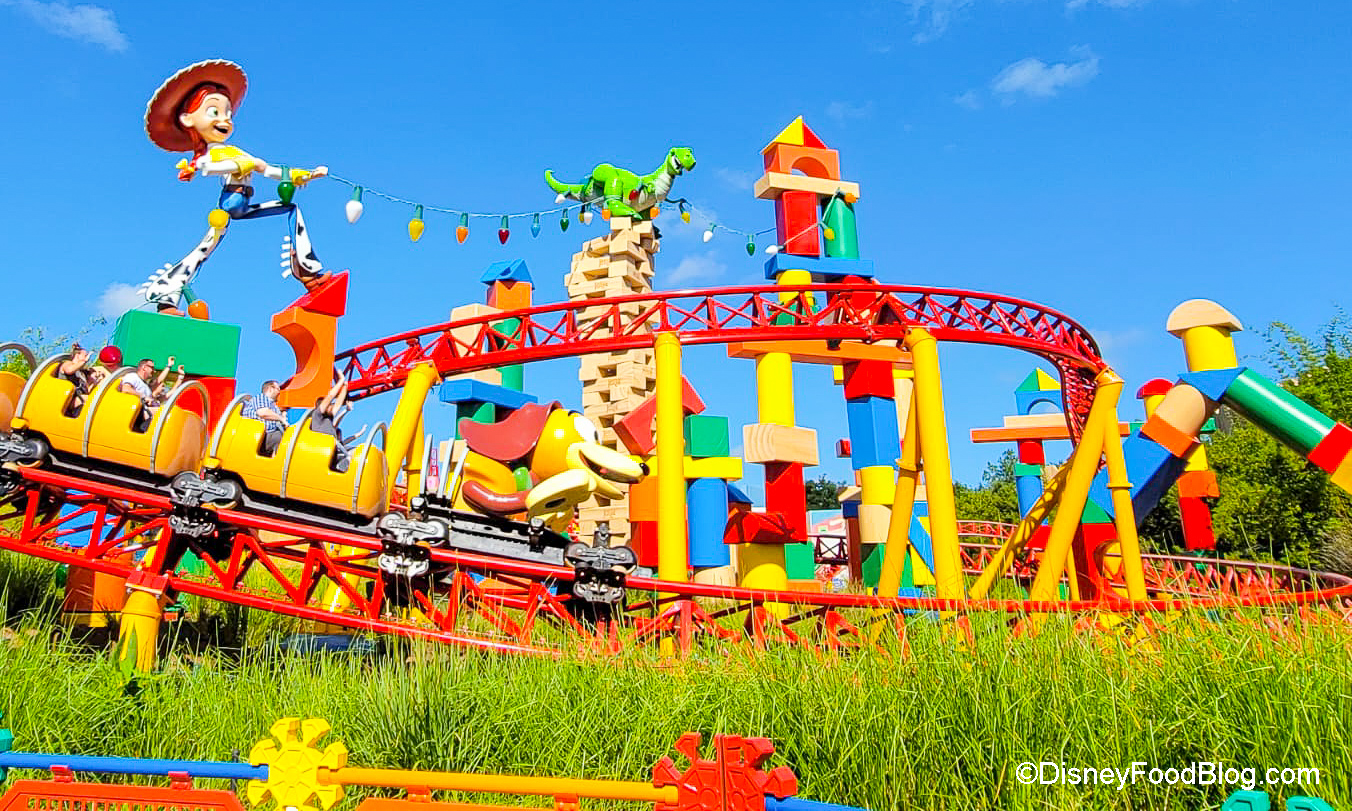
[544, 147, 696, 221]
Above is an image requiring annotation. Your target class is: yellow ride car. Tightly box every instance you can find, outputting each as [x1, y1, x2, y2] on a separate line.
[204, 395, 388, 518]
[11, 356, 207, 477]
[0, 343, 34, 430]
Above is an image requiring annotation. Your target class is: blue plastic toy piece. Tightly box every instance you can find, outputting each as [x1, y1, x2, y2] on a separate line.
[687, 477, 731, 567]
[1178, 366, 1246, 403]
[438, 379, 537, 410]
[1221, 791, 1270, 811]
[845, 395, 901, 469]
[478, 258, 533, 284]
[727, 482, 753, 505]
[762, 254, 875, 281]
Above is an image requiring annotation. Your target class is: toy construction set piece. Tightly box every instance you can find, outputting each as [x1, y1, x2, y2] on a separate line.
[139, 60, 331, 313]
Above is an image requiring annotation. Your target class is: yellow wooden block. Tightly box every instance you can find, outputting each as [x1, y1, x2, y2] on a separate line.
[684, 455, 743, 480]
[743, 423, 819, 465]
[754, 171, 861, 201]
[448, 303, 501, 350]
[857, 465, 896, 504]
[1330, 451, 1352, 495]
[909, 546, 936, 586]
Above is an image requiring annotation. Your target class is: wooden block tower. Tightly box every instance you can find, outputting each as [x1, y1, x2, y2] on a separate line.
[567, 216, 660, 545]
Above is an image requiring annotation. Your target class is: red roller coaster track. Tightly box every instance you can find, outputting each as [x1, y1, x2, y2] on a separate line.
[335, 284, 1106, 436]
[1, 466, 1347, 658]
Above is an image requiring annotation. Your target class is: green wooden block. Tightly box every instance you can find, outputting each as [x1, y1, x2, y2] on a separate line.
[683, 414, 729, 458]
[111, 310, 240, 378]
[785, 541, 816, 579]
[454, 401, 495, 438]
[1081, 498, 1113, 524]
[862, 542, 884, 588]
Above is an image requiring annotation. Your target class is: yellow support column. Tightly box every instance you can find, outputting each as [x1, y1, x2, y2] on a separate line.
[1026, 370, 1122, 605]
[406, 416, 426, 498]
[877, 390, 919, 600]
[655, 333, 688, 585]
[903, 328, 966, 606]
[969, 465, 1070, 599]
[115, 586, 162, 673]
[1100, 399, 1148, 602]
[384, 362, 440, 503]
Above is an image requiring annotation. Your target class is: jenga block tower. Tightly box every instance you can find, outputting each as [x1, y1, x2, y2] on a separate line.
[568, 216, 660, 546]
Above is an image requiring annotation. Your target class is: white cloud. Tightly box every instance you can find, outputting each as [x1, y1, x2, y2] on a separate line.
[714, 168, 755, 192]
[94, 282, 143, 318]
[1, 0, 128, 51]
[953, 90, 982, 110]
[905, 0, 974, 43]
[991, 46, 1099, 101]
[667, 252, 729, 285]
[825, 100, 875, 123]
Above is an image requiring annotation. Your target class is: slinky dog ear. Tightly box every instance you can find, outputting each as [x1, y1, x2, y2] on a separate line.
[458, 402, 562, 462]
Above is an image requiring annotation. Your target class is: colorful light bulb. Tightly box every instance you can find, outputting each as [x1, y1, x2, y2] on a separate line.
[745, 238, 755, 256]
[580, 206, 593, 225]
[531, 213, 541, 237]
[679, 201, 690, 224]
[703, 225, 715, 243]
[408, 205, 425, 242]
[277, 165, 295, 205]
[346, 186, 364, 223]
[765, 245, 780, 255]
[456, 212, 469, 244]
[498, 215, 510, 244]
[560, 208, 570, 231]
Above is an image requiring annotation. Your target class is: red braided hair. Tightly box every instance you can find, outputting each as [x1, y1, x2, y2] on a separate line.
[176, 82, 230, 181]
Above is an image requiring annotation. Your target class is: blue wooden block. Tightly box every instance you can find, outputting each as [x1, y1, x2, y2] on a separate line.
[1014, 390, 1062, 416]
[1178, 367, 1246, 404]
[438, 379, 537, 409]
[1086, 431, 1186, 525]
[727, 482, 753, 505]
[841, 499, 860, 520]
[763, 254, 875, 282]
[478, 258, 533, 284]
[845, 395, 901, 469]
[688, 478, 730, 567]
[908, 515, 935, 572]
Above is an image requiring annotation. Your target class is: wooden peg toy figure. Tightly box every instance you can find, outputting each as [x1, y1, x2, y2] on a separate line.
[140, 60, 330, 314]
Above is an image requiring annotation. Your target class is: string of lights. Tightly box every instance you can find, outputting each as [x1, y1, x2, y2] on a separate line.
[323, 174, 836, 256]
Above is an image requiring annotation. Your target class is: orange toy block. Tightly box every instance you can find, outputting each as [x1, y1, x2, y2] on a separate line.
[728, 340, 911, 367]
[628, 474, 660, 521]
[271, 305, 337, 409]
[487, 280, 533, 311]
[763, 142, 841, 180]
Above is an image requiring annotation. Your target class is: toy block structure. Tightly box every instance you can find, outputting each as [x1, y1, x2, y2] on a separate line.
[267, 272, 347, 409]
[568, 217, 661, 546]
[478, 260, 533, 392]
[112, 306, 244, 429]
[438, 378, 538, 438]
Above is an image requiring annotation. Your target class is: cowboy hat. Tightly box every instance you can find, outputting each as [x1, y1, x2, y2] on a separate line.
[144, 59, 247, 152]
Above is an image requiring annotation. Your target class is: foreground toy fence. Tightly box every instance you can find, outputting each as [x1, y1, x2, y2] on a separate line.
[0, 718, 1337, 811]
[0, 718, 858, 811]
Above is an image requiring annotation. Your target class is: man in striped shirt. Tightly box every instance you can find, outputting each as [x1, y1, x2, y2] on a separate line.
[242, 380, 287, 455]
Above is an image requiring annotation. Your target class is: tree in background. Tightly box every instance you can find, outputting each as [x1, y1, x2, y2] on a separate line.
[805, 474, 846, 511]
[954, 449, 1022, 525]
[2, 322, 108, 376]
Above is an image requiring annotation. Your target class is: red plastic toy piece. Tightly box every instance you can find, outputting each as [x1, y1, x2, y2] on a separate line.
[652, 732, 798, 811]
[613, 376, 706, 456]
[841, 360, 893, 401]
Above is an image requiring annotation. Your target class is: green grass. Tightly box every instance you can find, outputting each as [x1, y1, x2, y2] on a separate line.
[2, 550, 1351, 811]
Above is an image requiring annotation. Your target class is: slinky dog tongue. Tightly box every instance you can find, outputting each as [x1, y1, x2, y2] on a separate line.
[458, 401, 560, 462]
[460, 481, 529, 517]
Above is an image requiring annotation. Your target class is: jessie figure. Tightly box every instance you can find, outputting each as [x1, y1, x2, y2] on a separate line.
[141, 60, 329, 313]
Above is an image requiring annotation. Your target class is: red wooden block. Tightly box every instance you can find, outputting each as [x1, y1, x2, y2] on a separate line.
[764, 461, 807, 541]
[1308, 422, 1352, 474]
[612, 375, 706, 455]
[724, 510, 796, 545]
[631, 520, 659, 567]
[1016, 439, 1045, 465]
[1179, 496, 1217, 551]
[835, 438, 852, 458]
[292, 271, 349, 317]
[193, 375, 237, 432]
[1136, 378, 1174, 400]
[775, 190, 820, 257]
[842, 360, 894, 401]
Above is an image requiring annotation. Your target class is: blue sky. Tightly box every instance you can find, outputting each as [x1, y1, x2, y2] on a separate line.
[1, 0, 1348, 500]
